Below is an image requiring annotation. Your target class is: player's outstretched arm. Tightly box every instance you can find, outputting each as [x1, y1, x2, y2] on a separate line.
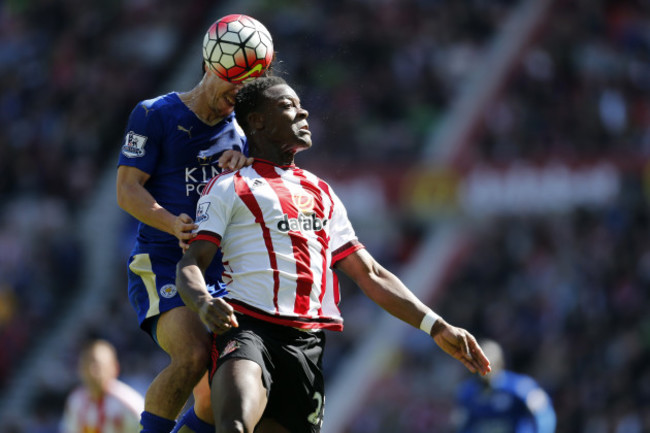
[336, 249, 490, 375]
[117, 165, 197, 249]
[176, 239, 239, 332]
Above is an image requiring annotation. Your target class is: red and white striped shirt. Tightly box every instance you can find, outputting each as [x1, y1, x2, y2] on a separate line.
[60, 380, 144, 433]
[194, 159, 364, 330]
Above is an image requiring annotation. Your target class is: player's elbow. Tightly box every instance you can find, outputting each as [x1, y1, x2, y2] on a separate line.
[176, 255, 193, 276]
[116, 188, 127, 211]
[115, 179, 127, 207]
[115, 181, 135, 213]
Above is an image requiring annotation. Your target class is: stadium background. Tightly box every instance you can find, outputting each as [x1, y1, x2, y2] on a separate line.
[1, 0, 649, 431]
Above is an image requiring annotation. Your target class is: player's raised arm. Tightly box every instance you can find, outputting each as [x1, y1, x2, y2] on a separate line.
[335, 248, 491, 376]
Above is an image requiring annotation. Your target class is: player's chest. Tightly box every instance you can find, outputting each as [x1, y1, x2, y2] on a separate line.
[237, 178, 332, 233]
[158, 124, 231, 176]
[77, 402, 128, 433]
[162, 125, 218, 159]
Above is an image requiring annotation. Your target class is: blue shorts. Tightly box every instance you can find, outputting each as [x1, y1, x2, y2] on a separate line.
[127, 249, 226, 336]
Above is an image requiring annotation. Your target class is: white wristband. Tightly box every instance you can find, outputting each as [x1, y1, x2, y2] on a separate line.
[419, 310, 440, 335]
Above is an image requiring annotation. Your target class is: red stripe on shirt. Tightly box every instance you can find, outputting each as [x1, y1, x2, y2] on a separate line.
[256, 162, 314, 315]
[332, 270, 341, 306]
[228, 299, 344, 331]
[317, 179, 341, 310]
[294, 168, 330, 315]
[190, 231, 222, 246]
[80, 392, 105, 432]
[332, 240, 365, 264]
[203, 169, 235, 196]
[233, 170, 282, 312]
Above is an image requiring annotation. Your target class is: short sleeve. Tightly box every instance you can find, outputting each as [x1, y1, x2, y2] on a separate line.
[117, 100, 163, 175]
[328, 188, 363, 260]
[194, 175, 236, 242]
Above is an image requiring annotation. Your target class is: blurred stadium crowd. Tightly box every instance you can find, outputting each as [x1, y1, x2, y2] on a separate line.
[341, 1, 650, 432]
[0, 0, 648, 432]
[0, 0, 212, 393]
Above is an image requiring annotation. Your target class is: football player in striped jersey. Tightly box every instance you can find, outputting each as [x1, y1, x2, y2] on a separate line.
[177, 76, 491, 433]
[61, 340, 144, 433]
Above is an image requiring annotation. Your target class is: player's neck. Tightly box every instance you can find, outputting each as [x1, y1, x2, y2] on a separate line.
[253, 147, 295, 167]
[179, 88, 223, 126]
[86, 385, 106, 401]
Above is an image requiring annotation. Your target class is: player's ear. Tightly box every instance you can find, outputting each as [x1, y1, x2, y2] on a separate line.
[247, 112, 264, 131]
[201, 59, 209, 76]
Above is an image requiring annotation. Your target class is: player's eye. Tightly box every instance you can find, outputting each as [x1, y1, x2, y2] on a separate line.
[279, 97, 302, 110]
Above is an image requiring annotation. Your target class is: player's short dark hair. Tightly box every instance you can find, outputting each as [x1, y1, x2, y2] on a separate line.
[235, 76, 287, 134]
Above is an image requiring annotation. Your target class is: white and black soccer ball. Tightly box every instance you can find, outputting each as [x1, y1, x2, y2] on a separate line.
[203, 14, 274, 83]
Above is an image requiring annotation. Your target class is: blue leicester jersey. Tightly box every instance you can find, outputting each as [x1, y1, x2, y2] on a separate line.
[119, 92, 247, 245]
[118, 92, 247, 282]
[456, 371, 556, 433]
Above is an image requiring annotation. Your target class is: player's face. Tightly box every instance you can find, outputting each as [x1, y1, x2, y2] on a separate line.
[260, 84, 311, 153]
[206, 72, 243, 117]
[79, 346, 118, 393]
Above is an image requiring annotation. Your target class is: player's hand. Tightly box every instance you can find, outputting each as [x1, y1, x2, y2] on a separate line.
[173, 213, 198, 252]
[218, 149, 254, 171]
[430, 320, 491, 376]
[197, 297, 239, 333]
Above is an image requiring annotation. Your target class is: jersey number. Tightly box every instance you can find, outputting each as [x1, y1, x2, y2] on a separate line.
[307, 392, 324, 425]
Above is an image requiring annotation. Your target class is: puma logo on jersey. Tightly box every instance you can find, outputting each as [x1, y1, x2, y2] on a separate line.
[178, 125, 193, 138]
[277, 213, 328, 233]
[141, 104, 154, 116]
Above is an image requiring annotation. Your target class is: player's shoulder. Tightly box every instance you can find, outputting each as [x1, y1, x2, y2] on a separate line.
[201, 168, 238, 197]
[495, 370, 540, 397]
[64, 386, 89, 407]
[293, 166, 329, 186]
[107, 380, 145, 410]
[132, 92, 182, 118]
[503, 370, 537, 387]
[216, 113, 246, 143]
[142, 92, 179, 108]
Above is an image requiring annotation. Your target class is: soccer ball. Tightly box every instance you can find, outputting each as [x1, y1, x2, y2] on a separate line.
[203, 14, 274, 83]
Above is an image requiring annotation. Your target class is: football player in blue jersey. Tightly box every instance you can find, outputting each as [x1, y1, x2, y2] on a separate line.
[455, 339, 556, 433]
[116, 56, 260, 433]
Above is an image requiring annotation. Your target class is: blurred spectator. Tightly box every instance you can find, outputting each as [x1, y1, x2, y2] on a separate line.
[344, 194, 650, 432]
[0, 0, 210, 393]
[453, 339, 556, 433]
[60, 339, 144, 433]
[477, 0, 650, 165]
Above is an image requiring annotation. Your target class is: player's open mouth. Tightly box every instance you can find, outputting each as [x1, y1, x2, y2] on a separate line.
[298, 124, 311, 134]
